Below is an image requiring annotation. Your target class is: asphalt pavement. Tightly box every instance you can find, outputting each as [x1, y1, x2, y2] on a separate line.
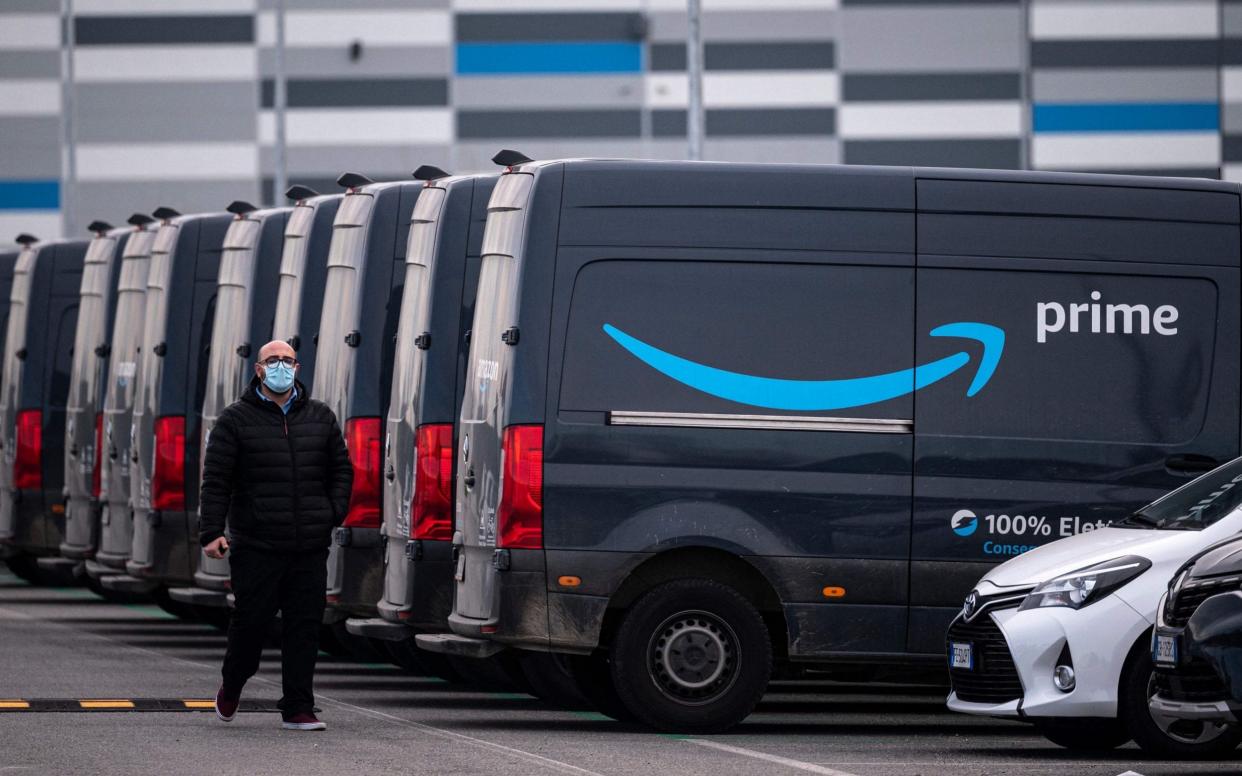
[0, 563, 1236, 776]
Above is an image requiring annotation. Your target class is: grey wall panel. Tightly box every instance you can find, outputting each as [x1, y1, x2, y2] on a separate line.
[1032, 68, 1218, 102]
[653, 108, 836, 137]
[453, 140, 652, 172]
[839, 6, 1023, 72]
[650, 41, 835, 71]
[0, 51, 60, 79]
[844, 139, 1021, 169]
[1032, 40, 1218, 68]
[457, 12, 646, 42]
[261, 0, 447, 7]
[258, 46, 451, 78]
[74, 180, 259, 227]
[454, 75, 644, 109]
[0, 117, 61, 178]
[74, 15, 255, 46]
[1, 0, 61, 11]
[844, 72, 1021, 101]
[1226, 1, 1242, 36]
[259, 77, 448, 108]
[457, 109, 642, 139]
[264, 144, 452, 178]
[76, 82, 258, 142]
[649, 10, 837, 42]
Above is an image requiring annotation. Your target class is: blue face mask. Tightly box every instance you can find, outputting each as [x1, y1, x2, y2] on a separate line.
[262, 362, 296, 394]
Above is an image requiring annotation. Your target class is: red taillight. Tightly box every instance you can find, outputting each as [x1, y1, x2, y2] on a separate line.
[91, 412, 103, 498]
[13, 409, 42, 490]
[344, 417, 382, 528]
[152, 415, 186, 511]
[497, 424, 543, 550]
[411, 423, 453, 541]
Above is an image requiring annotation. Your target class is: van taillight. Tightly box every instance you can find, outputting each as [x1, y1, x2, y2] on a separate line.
[13, 409, 42, 490]
[91, 412, 103, 499]
[497, 425, 543, 550]
[152, 415, 186, 511]
[344, 417, 382, 529]
[411, 423, 453, 541]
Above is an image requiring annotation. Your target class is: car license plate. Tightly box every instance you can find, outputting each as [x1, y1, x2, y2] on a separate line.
[1153, 634, 1177, 666]
[950, 641, 974, 670]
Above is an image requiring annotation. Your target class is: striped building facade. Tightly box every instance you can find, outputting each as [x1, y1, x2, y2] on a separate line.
[3, 0, 1242, 241]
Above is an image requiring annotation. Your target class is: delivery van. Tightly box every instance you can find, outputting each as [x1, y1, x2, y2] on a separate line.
[417, 156, 1242, 732]
[172, 186, 340, 609]
[96, 208, 230, 597]
[0, 234, 87, 579]
[53, 217, 152, 575]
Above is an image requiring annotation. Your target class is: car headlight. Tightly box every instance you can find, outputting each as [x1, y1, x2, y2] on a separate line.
[1019, 555, 1152, 611]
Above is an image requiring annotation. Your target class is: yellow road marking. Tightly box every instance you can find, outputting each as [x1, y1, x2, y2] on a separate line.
[0, 700, 29, 709]
[183, 700, 215, 709]
[79, 700, 135, 709]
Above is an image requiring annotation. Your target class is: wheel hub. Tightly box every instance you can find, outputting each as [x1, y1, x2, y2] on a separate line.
[649, 610, 738, 704]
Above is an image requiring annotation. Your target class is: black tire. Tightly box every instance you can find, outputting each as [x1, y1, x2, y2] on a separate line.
[384, 639, 430, 674]
[610, 578, 772, 734]
[1121, 639, 1242, 759]
[329, 620, 387, 662]
[519, 651, 592, 710]
[566, 652, 635, 722]
[1035, 718, 1130, 752]
[151, 587, 199, 620]
[412, 648, 463, 684]
[448, 652, 533, 694]
[318, 623, 350, 657]
[4, 555, 42, 584]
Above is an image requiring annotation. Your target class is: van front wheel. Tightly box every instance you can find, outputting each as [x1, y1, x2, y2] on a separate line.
[610, 578, 771, 733]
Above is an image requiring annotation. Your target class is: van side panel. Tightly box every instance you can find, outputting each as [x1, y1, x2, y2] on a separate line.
[909, 179, 1242, 653]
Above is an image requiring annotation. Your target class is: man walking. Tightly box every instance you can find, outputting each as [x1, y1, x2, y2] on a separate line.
[200, 340, 352, 731]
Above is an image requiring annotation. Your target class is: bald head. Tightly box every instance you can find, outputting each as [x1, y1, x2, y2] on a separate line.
[258, 339, 295, 363]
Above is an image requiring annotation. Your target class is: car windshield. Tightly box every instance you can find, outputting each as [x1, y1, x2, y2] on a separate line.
[1117, 456, 1242, 530]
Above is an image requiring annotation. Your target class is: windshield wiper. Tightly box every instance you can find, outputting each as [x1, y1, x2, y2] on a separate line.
[1119, 510, 1162, 528]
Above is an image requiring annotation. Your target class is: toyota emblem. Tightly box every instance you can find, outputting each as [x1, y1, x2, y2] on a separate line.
[962, 590, 980, 620]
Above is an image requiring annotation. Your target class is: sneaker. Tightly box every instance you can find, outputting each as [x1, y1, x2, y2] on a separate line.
[214, 686, 239, 722]
[281, 712, 326, 731]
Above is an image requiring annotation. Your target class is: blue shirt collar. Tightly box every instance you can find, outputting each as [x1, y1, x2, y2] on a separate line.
[256, 384, 298, 414]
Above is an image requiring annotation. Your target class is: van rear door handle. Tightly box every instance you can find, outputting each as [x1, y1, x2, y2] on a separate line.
[1166, 454, 1218, 476]
[463, 468, 475, 490]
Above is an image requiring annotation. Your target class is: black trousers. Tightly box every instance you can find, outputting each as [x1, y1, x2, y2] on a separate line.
[221, 545, 327, 716]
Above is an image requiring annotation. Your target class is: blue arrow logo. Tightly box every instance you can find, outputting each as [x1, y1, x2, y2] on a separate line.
[602, 321, 1004, 411]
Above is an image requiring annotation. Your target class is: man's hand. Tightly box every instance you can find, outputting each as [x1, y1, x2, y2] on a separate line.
[204, 536, 230, 559]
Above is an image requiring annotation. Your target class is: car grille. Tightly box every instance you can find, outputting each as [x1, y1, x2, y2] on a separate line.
[1165, 576, 1242, 627]
[1154, 659, 1229, 704]
[947, 615, 1023, 704]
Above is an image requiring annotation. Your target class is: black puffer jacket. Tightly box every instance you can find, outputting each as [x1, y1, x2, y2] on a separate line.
[198, 377, 353, 552]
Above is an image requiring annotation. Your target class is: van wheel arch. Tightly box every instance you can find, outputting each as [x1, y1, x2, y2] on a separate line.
[599, 547, 786, 657]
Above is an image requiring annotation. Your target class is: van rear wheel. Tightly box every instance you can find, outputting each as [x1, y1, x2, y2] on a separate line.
[610, 578, 771, 733]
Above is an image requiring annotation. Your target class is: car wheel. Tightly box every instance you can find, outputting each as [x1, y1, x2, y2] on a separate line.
[610, 578, 772, 733]
[1034, 718, 1129, 751]
[565, 652, 635, 722]
[1122, 644, 1242, 759]
[519, 651, 592, 710]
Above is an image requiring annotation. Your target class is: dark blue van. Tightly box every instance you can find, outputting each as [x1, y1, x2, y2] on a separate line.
[173, 186, 341, 610]
[0, 235, 88, 579]
[419, 158, 1242, 732]
[343, 170, 492, 661]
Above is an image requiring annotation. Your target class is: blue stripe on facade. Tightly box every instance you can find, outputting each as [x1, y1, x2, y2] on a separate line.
[1033, 103, 1219, 133]
[0, 181, 59, 210]
[456, 42, 642, 75]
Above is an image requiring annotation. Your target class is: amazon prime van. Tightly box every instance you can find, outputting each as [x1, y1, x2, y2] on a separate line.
[0, 234, 88, 577]
[94, 208, 231, 598]
[174, 186, 340, 609]
[85, 218, 159, 585]
[342, 170, 492, 659]
[313, 173, 421, 639]
[415, 156, 1242, 732]
[53, 216, 155, 576]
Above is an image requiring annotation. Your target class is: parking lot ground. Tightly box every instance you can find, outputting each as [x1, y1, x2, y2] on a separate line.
[0, 564, 1237, 776]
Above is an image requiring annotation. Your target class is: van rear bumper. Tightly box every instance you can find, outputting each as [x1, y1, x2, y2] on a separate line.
[100, 573, 158, 594]
[167, 585, 228, 608]
[84, 558, 123, 580]
[345, 617, 411, 642]
[414, 632, 504, 659]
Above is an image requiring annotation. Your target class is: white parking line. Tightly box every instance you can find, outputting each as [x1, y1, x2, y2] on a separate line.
[687, 739, 861, 776]
[0, 602, 605, 776]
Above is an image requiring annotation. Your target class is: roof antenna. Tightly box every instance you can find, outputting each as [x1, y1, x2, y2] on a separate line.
[491, 149, 533, 167]
[14, 234, 38, 245]
[413, 165, 450, 181]
[127, 213, 155, 227]
[87, 220, 114, 235]
[336, 172, 374, 190]
[285, 184, 319, 201]
[152, 207, 181, 221]
[226, 201, 258, 217]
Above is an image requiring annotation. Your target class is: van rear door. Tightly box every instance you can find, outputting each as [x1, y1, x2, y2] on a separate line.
[909, 175, 1242, 653]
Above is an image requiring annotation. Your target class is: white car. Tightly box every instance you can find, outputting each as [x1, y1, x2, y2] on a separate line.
[947, 458, 1242, 758]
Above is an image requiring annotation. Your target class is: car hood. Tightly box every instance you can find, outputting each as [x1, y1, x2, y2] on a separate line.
[980, 526, 1213, 589]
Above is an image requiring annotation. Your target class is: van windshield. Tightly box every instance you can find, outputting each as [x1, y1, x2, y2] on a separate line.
[1119, 457, 1242, 530]
[460, 173, 530, 424]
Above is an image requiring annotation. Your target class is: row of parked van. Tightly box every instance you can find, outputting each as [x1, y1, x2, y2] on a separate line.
[1, 153, 1241, 749]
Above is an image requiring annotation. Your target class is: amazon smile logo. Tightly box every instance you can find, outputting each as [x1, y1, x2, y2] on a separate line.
[602, 322, 1005, 411]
